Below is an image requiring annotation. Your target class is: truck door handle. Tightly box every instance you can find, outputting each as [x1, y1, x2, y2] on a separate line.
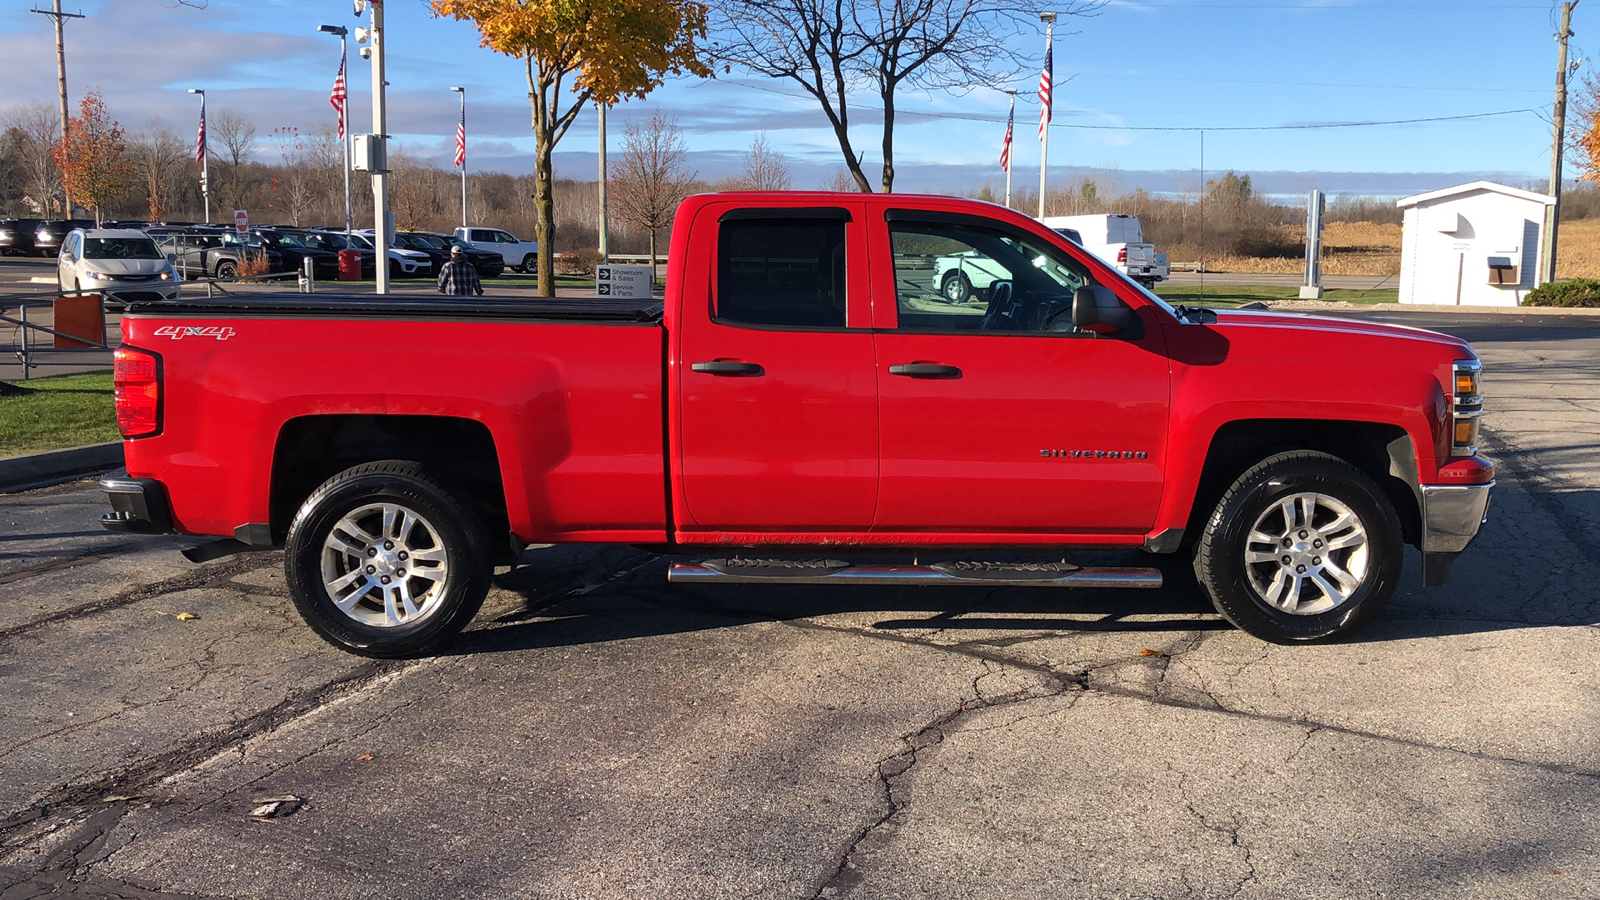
[691, 361, 765, 377]
[888, 363, 963, 379]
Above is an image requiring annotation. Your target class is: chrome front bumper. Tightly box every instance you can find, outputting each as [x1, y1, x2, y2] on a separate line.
[1420, 482, 1494, 553]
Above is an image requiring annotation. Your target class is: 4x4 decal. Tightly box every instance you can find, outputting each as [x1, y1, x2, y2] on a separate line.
[153, 325, 235, 341]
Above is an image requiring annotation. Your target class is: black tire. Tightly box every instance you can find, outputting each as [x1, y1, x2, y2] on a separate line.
[215, 260, 237, 281]
[1192, 451, 1401, 644]
[941, 271, 973, 303]
[520, 253, 536, 274]
[284, 460, 492, 658]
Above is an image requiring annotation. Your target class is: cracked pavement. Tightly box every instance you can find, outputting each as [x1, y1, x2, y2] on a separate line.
[2, 310, 1598, 898]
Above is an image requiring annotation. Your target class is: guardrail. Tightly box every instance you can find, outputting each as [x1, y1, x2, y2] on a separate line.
[1, 269, 302, 379]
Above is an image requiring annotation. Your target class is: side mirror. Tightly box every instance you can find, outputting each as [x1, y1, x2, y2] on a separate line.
[1073, 285, 1144, 338]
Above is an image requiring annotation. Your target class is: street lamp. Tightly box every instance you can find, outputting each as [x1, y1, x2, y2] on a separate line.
[318, 24, 353, 237]
[187, 88, 208, 223]
[1038, 11, 1056, 219]
[450, 86, 466, 231]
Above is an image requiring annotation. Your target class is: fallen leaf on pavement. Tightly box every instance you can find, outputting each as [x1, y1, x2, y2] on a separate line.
[1140, 648, 1166, 658]
[175, 613, 198, 621]
[356, 754, 375, 761]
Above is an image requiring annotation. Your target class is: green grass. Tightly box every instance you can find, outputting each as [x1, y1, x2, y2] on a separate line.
[0, 370, 118, 457]
[1154, 285, 1399, 307]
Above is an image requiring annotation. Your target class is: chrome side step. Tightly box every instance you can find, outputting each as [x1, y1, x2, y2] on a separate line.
[668, 558, 1162, 589]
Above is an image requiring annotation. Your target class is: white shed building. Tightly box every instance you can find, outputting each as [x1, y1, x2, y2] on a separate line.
[1396, 181, 1554, 307]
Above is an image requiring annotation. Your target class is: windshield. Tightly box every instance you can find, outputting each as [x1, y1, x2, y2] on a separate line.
[263, 232, 311, 249]
[321, 233, 359, 250]
[220, 232, 265, 248]
[83, 237, 162, 260]
[408, 233, 450, 251]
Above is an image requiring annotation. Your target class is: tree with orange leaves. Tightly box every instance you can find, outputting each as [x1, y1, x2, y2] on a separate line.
[51, 91, 136, 225]
[430, 0, 711, 296]
[1572, 68, 1600, 181]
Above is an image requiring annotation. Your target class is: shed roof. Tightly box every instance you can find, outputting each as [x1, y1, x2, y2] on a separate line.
[1396, 180, 1555, 209]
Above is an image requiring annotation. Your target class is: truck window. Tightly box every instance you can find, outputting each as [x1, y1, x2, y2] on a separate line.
[715, 219, 846, 328]
[890, 221, 1090, 332]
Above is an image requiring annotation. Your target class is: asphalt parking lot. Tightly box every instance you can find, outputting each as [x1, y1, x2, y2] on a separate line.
[1, 309, 1597, 898]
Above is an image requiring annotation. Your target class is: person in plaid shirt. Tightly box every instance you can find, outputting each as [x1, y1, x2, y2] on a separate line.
[437, 245, 483, 296]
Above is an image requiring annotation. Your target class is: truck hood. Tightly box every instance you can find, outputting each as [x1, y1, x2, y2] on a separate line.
[1208, 308, 1473, 354]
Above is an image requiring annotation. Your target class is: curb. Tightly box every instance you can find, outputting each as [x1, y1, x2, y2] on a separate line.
[1366, 303, 1600, 316]
[0, 442, 124, 493]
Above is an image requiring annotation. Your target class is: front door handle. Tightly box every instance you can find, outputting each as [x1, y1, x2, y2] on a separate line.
[888, 363, 963, 379]
[691, 360, 765, 377]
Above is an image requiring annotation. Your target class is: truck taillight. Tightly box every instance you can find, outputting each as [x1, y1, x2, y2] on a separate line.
[1450, 359, 1482, 457]
[114, 347, 161, 438]
[1117, 247, 1128, 263]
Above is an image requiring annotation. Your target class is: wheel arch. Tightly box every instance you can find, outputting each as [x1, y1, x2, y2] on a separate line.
[1180, 419, 1422, 551]
[270, 415, 510, 558]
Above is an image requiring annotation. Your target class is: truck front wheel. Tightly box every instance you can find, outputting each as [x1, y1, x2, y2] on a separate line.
[1193, 451, 1401, 643]
[284, 460, 492, 658]
[941, 271, 973, 302]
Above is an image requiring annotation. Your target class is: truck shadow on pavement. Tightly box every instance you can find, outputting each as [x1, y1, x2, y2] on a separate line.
[457, 525, 1592, 655]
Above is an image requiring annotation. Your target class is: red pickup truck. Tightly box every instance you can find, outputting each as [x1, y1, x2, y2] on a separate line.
[101, 192, 1493, 657]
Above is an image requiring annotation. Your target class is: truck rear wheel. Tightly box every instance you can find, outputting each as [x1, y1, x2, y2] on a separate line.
[1193, 451, 1401, 643]
[284, 461, 492, 658]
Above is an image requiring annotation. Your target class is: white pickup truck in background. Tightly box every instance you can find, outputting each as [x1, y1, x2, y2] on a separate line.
[1040, 214, 1169, 288]
[454, 227, 540, 273]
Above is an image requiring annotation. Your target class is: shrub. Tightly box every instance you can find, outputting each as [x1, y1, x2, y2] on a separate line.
[556, 247, 602, 276]
[1523, 278, 1600, 307]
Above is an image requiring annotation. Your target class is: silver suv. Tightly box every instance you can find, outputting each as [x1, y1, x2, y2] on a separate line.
[58, 228, 181, 305]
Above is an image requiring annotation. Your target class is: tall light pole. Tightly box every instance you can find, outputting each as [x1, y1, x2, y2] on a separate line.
[451, 86, 467, 231]
[598, 101, 609, 262]
[1038, 11, 1056, 219]
[366, 1, 390, 294]
[318, 24, 352, 237]
[187, 89, 209, 224]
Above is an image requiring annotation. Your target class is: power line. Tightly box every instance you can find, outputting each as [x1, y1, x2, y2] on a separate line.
[1068, 72, 1546, 95]
[715, 79, 1542, 132]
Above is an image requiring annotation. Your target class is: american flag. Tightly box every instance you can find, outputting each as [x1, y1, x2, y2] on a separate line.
[454, 105, 466, 169]
[330, 59, 347, 140]
[1038, 38, 1053, 141]
[194, 106, 206, 164]
[999, 103, 1013, 173]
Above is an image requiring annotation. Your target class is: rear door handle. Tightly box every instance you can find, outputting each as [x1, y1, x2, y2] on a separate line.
[691, 361, 765, 377]
[888, 363, 963, 379]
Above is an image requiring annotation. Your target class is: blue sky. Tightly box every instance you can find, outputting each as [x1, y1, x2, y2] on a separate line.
[0, 0, 1578, 196]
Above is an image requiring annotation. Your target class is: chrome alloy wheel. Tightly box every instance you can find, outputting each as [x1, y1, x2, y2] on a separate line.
[1243, 492, 1369, 616]
[320, 502, 451, 628]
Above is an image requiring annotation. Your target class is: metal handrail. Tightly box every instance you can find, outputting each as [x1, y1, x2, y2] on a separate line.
[1, 270, 303, 380]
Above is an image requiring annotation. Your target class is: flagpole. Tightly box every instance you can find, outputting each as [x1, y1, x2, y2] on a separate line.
[341, 42, 352, 236]
[1004, 89, 1016, 209]
[1038, 12, 1055, 219]
[188, 88, 208, 224]
[452, 87, 467, 230]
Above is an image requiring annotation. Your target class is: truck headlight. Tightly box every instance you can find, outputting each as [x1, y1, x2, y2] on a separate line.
[1451, 359, 1482, 456]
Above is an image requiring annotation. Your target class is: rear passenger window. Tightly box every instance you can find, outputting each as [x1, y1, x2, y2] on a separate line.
[716, 219, 846, 328]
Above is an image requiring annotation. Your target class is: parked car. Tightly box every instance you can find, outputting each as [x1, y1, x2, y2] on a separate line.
[251, 229, 341, 280]
[100, 192, 1494, 657]
[454, 226, 539, 272]
[57, 228, 180, 305]
[0, 218, 43, 255]
[342, 230, 434, 278]
[277, 229, 377, 278]
[155, 228, 285, 281]
[33, 219, 96, 257]
[1039, 214, 1168, 288]
[401, 231, 504, 278]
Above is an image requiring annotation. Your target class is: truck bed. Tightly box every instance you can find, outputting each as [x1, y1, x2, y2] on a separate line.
[124, 293, 665, 323]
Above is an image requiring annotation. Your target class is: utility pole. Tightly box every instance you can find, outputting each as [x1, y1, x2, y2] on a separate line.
[33, 1, 84, 216]
[1544, 0, 1578, 285]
